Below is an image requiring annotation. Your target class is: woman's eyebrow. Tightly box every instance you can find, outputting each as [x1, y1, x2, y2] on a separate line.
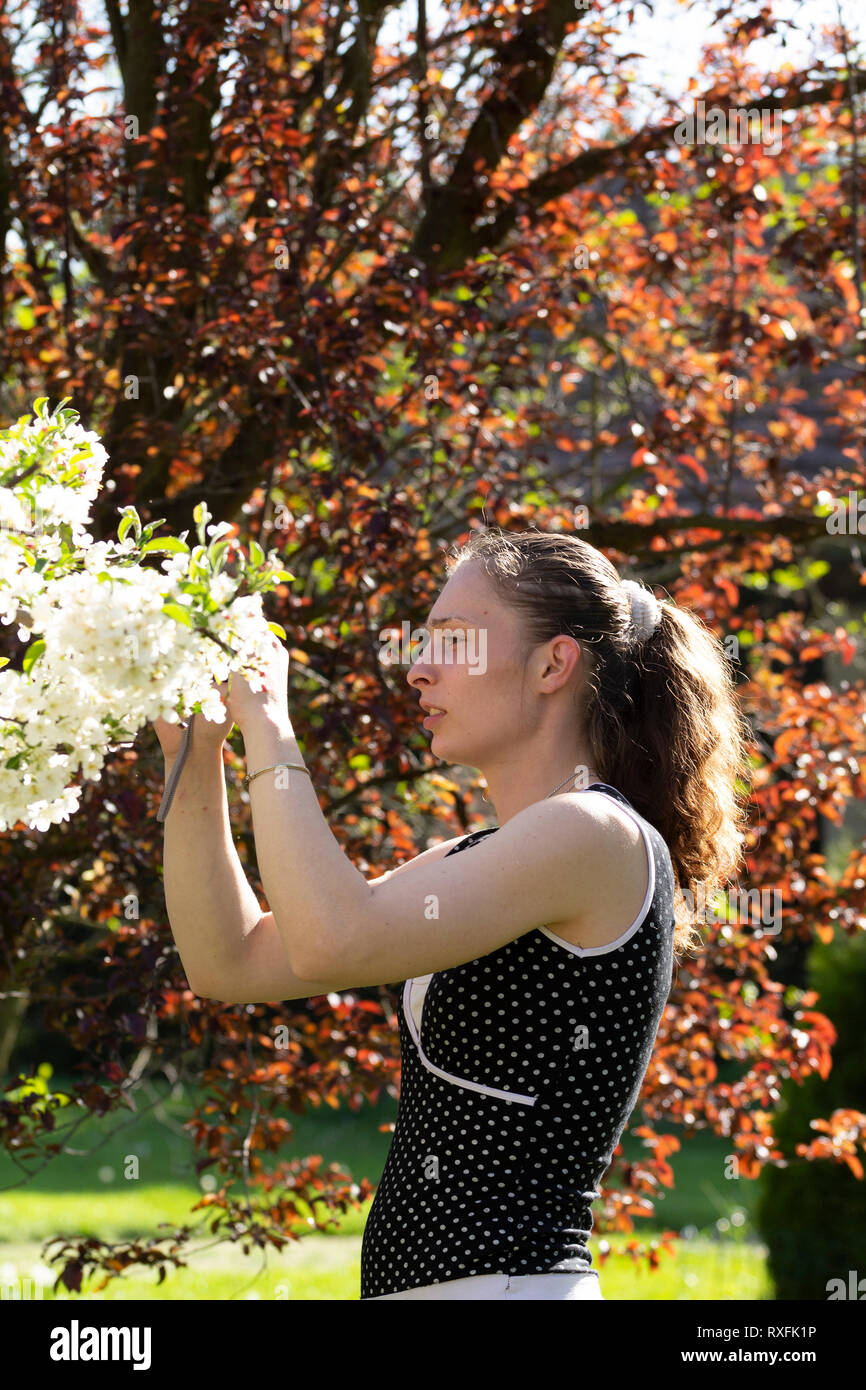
[424, 614, 476, 628]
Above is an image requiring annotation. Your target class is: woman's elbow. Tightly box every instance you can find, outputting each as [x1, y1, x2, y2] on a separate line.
[184, 974, 230, 1002]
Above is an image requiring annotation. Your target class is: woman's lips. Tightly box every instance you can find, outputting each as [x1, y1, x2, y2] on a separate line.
[422, 711, 446, 728]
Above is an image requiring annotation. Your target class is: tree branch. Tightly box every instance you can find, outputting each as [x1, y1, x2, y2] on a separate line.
[412, 0, 582, 268]
[68, 209, 114, 290]
[103, 0, 127, 70]
[418, 63, 866, 271]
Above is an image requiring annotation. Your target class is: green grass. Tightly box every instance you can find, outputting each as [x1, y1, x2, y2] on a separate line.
[1, 1233, 770, 1301]
[0, 1073, 772, 1300]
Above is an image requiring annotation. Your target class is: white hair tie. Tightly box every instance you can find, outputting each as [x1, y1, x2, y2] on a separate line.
[621, 579, 662, 644]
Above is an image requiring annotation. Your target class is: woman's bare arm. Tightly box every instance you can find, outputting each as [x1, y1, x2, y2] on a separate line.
[160, 740, 465, 1002]
[215, 835, 468, 1002]
[161, 742, 334, 1001]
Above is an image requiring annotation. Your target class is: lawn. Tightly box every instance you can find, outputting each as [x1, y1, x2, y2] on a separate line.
[0, 1073, 772, 1300]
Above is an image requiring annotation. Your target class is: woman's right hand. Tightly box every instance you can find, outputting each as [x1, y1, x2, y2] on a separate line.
[152, 706, 235, 762]
[152, 716, 188, 762]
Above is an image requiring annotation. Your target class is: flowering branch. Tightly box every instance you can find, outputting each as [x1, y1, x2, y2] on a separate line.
[0, 397, 295, 832]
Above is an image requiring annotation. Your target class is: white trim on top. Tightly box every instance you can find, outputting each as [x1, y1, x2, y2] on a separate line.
[538, 791, 656, 957]
[402, 977, 538, 1107]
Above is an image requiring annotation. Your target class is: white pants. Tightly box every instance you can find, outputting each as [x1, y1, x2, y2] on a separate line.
[367, 1270, 603, 1301]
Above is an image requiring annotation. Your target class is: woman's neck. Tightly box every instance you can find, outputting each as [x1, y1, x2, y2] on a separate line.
[485, 762, 605, 828]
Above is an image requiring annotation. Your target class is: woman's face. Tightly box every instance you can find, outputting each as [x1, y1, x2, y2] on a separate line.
[407, 561, 538, 764]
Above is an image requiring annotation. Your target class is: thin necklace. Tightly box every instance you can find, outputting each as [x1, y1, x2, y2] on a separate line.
[483, 770, 602, 804]
[546, 771, 602, 798]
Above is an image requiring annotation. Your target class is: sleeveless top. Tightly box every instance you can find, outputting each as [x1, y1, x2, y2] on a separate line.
[359, 783, 677, 1299]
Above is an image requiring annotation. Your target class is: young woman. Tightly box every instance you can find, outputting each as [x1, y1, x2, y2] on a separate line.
[154, 527, 750, 1302]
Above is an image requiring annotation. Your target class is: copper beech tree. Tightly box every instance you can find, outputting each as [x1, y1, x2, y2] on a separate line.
[1, 0, 866, 1293]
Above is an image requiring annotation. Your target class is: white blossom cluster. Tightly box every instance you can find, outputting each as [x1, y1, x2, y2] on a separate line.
[0, 399, 292, 832]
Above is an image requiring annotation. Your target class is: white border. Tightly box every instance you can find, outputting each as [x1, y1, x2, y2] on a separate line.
[539, 790, 655, 956]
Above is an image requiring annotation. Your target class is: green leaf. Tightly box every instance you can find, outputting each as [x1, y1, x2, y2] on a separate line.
[193, 501, 211, 546]
[249, 539, 265, 568]
[117, 509, 142, 543]
[22, 639, 45, 673]
[267, 621, 287, 639]
[771, 566, 804, 590]
[161, 602, 193, 627]
[310, 556, 334, 593]
[805, 559, 830, 579]
[11, 543, 37, 568]
[208, 540, 230, 571]
[141, 536, 190, 555]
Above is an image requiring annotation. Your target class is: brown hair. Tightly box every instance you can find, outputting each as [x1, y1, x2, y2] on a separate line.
[445, 527, 753, 960]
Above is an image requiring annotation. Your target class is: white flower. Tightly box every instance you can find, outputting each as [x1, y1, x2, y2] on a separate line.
[209, 572, 236, 605]
[0, 487, 33, 531]
[0, 402, 286, 830]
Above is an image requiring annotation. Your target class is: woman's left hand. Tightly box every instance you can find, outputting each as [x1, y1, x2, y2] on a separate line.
[220, 632, 292, 735]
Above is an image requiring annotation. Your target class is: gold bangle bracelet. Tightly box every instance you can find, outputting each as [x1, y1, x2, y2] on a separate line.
[244, 762, 311, 788]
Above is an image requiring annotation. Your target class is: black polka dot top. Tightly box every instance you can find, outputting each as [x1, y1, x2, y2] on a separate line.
[359, 783, 677, 1299]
